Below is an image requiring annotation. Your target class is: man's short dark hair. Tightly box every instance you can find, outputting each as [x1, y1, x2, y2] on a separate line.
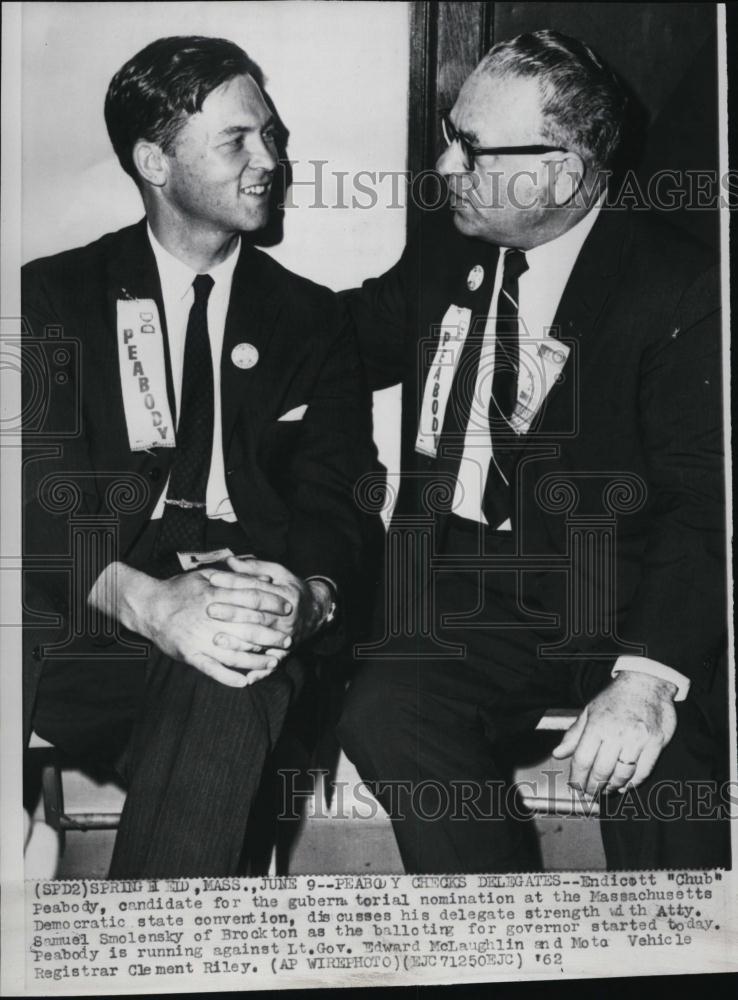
[477, 29, 627, 174]
[105, 35, 263, 184]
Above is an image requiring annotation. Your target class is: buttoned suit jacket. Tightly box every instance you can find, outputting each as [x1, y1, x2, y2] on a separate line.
[22, 219, 374, 743]
[342, 206, 725, 700]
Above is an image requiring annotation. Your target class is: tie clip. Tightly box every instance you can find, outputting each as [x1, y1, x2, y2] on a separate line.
[164, 498, 207, 509]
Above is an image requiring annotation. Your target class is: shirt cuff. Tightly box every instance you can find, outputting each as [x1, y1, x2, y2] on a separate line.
[305, 575, 338, 598]
[611, 655, 690, 701]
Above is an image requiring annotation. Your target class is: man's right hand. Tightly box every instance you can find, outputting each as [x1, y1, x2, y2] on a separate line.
[88, 562, 293, 688]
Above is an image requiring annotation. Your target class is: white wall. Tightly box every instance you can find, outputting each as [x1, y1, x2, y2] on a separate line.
[21, 0, 407, 472]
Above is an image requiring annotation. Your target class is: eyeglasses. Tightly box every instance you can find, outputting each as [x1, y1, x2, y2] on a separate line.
[441, 114, 568, 170]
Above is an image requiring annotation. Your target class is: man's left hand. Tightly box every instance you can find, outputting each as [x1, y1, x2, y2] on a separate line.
[552, 671, 678, 796]
[202, 556, 332, 666]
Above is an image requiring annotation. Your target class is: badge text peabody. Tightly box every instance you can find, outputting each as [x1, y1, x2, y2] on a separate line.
[116, 298, 175, 451]
[415, 305, 472, 458]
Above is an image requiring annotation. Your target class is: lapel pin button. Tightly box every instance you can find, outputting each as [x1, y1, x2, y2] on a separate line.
[231, 343, 259, 369]
[466, 265, 484, 291]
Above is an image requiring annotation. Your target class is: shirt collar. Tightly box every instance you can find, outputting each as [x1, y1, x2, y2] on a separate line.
[146, 223, 241, 302]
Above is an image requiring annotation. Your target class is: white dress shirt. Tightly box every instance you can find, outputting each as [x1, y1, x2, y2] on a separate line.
[147, 224, 239, 522]
[453, 203, 601, 523]
[451, 204, 689, 700]
[145, 227, 338, 605]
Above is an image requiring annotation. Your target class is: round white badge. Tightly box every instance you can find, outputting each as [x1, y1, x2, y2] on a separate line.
[231, 343, 259, 369]
[466, 265, 484, 291]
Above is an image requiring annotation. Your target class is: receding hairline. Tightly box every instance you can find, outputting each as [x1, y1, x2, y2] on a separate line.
[465, 43, 624, 172]
[453, 68, 548, 138]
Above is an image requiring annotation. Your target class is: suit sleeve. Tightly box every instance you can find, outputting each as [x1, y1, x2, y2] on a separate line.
[21, 261, 98, 741]
[281, 293, 378, 640]
[619, 265, 726, 690]
[339, 238, 416, 392]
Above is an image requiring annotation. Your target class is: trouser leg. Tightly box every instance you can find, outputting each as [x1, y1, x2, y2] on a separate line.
[339, 522, 571, 874]
[109, 651, 303, 878]
[338, 660, 541, 873]
[32, 656, 145, 765]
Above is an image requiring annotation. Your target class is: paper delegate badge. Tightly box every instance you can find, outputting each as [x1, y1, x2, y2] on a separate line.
[415, 305, 472, 458]
[116, 299, 175, 450]
[231, 342, 259, 369]
[510, 334, 571, 435]
[466, 265, 484, 291]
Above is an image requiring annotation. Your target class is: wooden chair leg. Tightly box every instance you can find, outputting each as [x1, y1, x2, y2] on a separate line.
[40, 760, 66, 851]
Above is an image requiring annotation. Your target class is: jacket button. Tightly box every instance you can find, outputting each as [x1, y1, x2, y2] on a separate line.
[148, 467, 162, 482]
[32, 645, 42, 661]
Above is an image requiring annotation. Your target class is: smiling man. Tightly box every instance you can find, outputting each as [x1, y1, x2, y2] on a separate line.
[22, 36, 373, 877]
[339, 30, 727, 872]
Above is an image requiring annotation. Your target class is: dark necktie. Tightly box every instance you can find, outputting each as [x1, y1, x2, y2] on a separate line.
[153, 273, 215, 574]
[483, 248, 528, 527]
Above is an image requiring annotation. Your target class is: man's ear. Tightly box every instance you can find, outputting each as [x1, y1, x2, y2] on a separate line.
[132, 139, 168, 189]
[548, 151, 586, 207]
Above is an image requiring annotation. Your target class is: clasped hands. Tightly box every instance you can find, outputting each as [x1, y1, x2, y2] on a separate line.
[551, 670, 678, 797]
[108, 556, 331, 689]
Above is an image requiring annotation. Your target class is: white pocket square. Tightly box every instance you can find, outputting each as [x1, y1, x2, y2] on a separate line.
[278, 404, 308, 422]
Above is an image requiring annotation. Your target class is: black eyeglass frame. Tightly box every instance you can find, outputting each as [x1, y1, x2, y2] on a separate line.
[441, 114, 568, 169]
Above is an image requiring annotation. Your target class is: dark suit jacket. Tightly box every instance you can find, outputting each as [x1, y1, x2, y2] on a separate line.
[22, 219, 374, 743]
[342, 207, 725, 695]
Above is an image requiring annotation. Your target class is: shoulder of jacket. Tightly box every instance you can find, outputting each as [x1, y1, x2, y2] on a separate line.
[626, 211, 715, 278]
[22, 223, 141, 281]
[240, 244, 338, 310]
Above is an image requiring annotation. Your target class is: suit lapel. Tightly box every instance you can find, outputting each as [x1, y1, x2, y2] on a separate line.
[417, 232, 500, 409]
[106, 218, 177, 426]
[421, 227, 500, 348]
[220, 244, 284, 453]
[520, 208, 632, 441]
[550, 208, 630, 345]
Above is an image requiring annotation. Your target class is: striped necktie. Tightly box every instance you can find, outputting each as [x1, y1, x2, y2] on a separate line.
[491, 248, 528, 422]
[483, 248, 528, 527]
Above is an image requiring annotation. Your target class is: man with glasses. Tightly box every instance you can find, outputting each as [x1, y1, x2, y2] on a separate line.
[339, 30, 727, 872]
